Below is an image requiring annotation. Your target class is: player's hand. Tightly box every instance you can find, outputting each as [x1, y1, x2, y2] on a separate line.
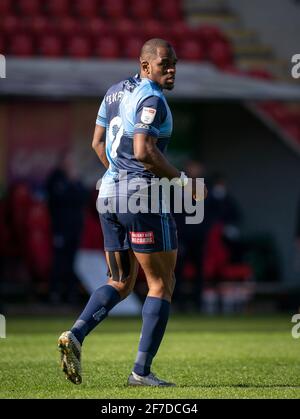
[191, 178, 208, 201]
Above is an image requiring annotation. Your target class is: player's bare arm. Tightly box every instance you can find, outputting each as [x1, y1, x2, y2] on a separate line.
[134, 132, 207, 199]
[134, 133, 181, 179]
[92, 124, 109, 169]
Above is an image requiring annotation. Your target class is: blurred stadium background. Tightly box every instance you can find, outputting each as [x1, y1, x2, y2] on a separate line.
[1, 0, 300, 317]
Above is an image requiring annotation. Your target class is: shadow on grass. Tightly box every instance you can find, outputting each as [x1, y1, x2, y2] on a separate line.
[179, 383, 300, 389]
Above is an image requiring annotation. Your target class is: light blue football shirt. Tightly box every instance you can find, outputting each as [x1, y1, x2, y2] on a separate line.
[96, 75, 173, 197]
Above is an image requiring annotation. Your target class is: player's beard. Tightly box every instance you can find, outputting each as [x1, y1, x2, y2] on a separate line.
[163, 78, 175, 90]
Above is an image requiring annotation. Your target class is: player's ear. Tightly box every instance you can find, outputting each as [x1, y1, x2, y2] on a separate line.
[141, 60, 150, 74]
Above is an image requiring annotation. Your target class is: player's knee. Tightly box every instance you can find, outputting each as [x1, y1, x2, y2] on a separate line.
[149, 273, 175, 300]
[121, 281, 134, 299]
[108, 277, 134, 299]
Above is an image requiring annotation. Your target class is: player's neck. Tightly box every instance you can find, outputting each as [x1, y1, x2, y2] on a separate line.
[139, 73, 162, 90]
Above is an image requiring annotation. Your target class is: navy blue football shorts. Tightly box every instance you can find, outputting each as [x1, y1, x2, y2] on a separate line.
[98, 196, 178, 253]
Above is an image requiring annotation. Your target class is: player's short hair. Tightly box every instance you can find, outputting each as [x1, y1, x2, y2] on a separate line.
[140, 38, 173, 62]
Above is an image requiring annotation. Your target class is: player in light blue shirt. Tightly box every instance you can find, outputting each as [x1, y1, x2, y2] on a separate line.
[96, 72, 173, 198]
[58, 39, 201, 387]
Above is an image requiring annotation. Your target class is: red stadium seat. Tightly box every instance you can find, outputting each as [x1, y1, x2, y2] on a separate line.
[168, 21, 193, 43]
[178, 39, 205, 61]
[0, 36, 5, 54]
[46, 0, 69, 17]
[23, 202, 53, 284]
[17, 0, 41, 16]
[94, 36, 121, 59]
[114, 18, 137, 38]
[0, 0, 12, 15]
[38, 35, 64, 57]
[207, 40, 234, 68]
[9, 183, 33, 245]
[67, 36, 92, 58]
[203, 223, 229, 281]
[221, 64, 245, 76]
[256, 101, 277, 114]
[1, 15, 22, 36]
[83, 17, 110, 37]
[259, 102, 292, 124]
[74, 0, 98, 18]
[129, 0, 154, 20]
[26, 229, 52, 280]
[203, 223, 253, 285]
[283, 122, 300, 142]
[123, 37, 144, 59]
[246, 69, 274, 80]
[9, 33, 34, 57]
[257, 102, 300, 143]
[57, 17, 84, 38]
[157, 0, 183, 21]
[80, 210, 104, 250]
[0, 200, 20, 258]
[141, 19, 168, 40]
[196, 25, 227, 45]
[24, 15, 52, 37]
[26, 202, 51, 234]
[102, 0, 126, 19]
[221, 265, 253, 282]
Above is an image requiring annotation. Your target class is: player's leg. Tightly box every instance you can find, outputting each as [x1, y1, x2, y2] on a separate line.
[134, 249, 177, 301]
[58, 205, 138, 384]
[71, 249, 138, 343]
[58, 249, 138, 385]
[128, 249, 177, 387]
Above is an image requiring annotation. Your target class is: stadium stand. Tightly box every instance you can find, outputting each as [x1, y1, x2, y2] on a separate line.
[0, 0, 300, 309]
[46, 0, 70, 18]
[129, 0, 154, 20]
[74, 0, 98, 19]
[202, 222, 254, 313]
[1, 0, 299, 177]
[94, 35, 121, 59]
[67, 35, 92, 59]
[38, 34, 64, 58]
[0, 0, 292, 78]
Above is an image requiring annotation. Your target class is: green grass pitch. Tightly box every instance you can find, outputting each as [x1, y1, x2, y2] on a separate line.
[0, 315, 300, 399]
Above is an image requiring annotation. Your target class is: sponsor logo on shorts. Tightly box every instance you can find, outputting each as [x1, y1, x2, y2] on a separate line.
[130, 231, 154, 244]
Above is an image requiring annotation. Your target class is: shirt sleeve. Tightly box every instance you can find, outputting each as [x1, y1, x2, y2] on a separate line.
[96, 98, 107, 127]
[134, 95, 167, 138]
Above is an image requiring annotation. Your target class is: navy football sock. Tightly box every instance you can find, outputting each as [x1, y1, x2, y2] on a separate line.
[133, 296, 170, 376]
[71, 284, 120, 344]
